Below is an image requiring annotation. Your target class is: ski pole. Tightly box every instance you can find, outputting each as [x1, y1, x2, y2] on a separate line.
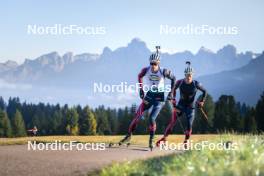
[198, 107, 214, 129]
[199, 107, 208, 121]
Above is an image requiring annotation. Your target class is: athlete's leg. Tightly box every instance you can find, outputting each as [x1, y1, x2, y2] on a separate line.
[163, 103, 184, 138]
[156, 103, 183, 146]
[184, 107, 195, 141]
[128, 100, 151, 134]
[119, 100, 151, 145]
[148, 101, 164, 148]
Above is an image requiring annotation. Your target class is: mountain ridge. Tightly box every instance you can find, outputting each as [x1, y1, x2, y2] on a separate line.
[0, 38, 262, 106]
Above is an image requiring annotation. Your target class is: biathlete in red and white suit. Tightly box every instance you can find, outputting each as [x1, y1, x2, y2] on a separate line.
[118, 48, 176, 150]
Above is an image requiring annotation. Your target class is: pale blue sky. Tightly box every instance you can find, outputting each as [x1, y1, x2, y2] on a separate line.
[0, 0, 263, 63]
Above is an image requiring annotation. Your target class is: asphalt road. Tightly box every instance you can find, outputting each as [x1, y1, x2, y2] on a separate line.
[0, 144, 180, 176]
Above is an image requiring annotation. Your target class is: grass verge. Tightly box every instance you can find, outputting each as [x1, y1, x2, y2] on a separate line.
[91, 134, 264, 176]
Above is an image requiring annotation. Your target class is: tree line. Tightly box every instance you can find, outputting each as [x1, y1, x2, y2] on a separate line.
[0, 91, 263, 137]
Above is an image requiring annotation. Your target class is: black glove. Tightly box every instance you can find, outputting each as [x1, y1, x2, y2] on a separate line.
[139, 89, 144, 99]
[167, 92, 174, 101]
[196, 101, 204, 108]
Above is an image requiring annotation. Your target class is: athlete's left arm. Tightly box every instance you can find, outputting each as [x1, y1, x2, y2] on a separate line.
[163, 69, 176, 97]
[196, 81, 207, 102]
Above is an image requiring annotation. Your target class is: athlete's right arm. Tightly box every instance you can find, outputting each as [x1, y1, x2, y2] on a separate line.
[172, 79, 182, 99]
[196, 81, 207, 103]
[171, 79, 182, 108]
[138, 67, 148, 99]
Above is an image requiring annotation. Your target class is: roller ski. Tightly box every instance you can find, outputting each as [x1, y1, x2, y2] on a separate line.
[108, 134, 131, 148]
[119, 134, 131, 147]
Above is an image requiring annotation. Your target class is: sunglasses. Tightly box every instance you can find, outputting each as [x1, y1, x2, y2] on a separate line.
[150, 62, 158, 66]
[185, 74, 192, 77]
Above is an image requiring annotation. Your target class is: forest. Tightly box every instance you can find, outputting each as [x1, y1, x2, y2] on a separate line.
[0, 91, 263, 137]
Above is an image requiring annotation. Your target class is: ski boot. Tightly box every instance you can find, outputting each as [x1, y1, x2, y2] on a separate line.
[149, 137, 154, 151]
[156, 136, 167, 147]
[183, 139, 189, 150]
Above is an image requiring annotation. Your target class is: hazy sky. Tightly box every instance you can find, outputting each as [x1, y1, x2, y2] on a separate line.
[0, 0, 263, 63]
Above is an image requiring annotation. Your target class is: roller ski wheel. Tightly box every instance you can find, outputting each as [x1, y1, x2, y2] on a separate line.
[108, 142, 115, 148]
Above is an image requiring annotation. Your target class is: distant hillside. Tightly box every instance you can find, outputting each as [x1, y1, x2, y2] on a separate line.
[198, 52, 264, 105]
